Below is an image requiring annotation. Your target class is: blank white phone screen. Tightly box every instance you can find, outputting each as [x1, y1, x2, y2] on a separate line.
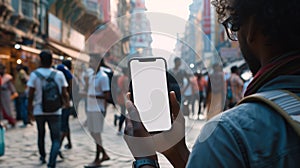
[130, 58, 172, 132]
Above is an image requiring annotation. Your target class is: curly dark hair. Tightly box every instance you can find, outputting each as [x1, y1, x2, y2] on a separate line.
[212, 0, 300, 50]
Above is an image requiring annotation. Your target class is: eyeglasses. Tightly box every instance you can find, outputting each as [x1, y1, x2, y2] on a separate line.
[222, 16, 239, 41]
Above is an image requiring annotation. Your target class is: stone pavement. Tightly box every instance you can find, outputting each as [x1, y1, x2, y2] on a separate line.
[0, 101, 206, 168]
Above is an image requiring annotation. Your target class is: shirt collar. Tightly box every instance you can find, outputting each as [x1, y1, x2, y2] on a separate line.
[258, 75, 300, 93]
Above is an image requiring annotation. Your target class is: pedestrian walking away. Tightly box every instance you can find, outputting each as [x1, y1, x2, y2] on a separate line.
[56, 60, 74, 154]
[27, 50, 69, 168]
[168, 57, 189, 103]
[115, 67, 129, 135]
[14, 64, 31, 127]
[196, 73, 207, 119]
[0, 63, 18, 127]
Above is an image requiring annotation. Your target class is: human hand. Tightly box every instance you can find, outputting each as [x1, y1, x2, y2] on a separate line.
[124, 91, 189, 167]
[152, 91, 189, 167]
[64, 101, 71, 108]
[123, 96, 157, 161]
[27, 104, 34, 122]
[10, 92, 18, 100]
[28, 113, 35, 122]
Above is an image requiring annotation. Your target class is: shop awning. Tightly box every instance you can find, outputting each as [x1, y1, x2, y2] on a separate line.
[48, 42, 89, 63]
[20, 45, 60, 59]
[0, 54, 10, 59]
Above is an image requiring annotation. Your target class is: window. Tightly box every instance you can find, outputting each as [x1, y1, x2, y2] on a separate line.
[22, 0, 34, 18]
[11, 0, 21, 13]
[38, 1, 47, 35]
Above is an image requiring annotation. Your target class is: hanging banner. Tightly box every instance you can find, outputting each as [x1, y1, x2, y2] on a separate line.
[202, 0, 211, 35]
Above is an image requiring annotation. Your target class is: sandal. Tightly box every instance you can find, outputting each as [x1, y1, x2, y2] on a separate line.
[84, 161, 102, 168]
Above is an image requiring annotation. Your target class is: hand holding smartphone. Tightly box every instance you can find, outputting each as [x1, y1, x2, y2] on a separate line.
[129, 57, 172, 133]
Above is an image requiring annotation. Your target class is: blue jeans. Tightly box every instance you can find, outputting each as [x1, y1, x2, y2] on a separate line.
[15, 93, 28, 124]
[61, 108, 70, 132]
[198, 91, 206, 115]
[35, 115, 61, 168]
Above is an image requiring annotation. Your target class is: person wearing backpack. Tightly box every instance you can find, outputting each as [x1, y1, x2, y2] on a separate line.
[99, 58, 115, 107]
[123, 0, 300, 167]
[115, 67, 129, 135]
[27, 50, 69, 168]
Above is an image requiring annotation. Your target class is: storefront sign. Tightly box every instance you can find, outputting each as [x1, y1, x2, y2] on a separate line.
[48, 13, 62, 41]
[62, 23, 85, 50]
[220, 47, 240, 59]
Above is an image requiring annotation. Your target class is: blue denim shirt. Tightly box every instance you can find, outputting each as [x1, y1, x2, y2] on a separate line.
[187, 75, 300, 167]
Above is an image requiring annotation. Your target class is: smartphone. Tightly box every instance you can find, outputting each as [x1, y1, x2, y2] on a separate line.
[128, 57, 172, 133]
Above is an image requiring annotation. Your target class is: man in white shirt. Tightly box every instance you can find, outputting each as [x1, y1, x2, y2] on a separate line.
[27, 50, 69, 168]
[84, 56, 110, 167]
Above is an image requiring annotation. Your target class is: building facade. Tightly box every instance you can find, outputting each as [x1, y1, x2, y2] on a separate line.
[0, 0, 110, 73]
[0, 0, 49, 72]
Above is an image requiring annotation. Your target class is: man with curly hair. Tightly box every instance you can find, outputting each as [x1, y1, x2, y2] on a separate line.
[123, 0, 300, 167]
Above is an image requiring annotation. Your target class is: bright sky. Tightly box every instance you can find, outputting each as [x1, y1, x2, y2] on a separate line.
[110, 0, 194, 58]
[146, 0, 193, 55]
[146, 0, 193, 20]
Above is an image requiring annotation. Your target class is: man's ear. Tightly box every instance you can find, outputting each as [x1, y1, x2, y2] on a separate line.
[246, 16, 257, 44]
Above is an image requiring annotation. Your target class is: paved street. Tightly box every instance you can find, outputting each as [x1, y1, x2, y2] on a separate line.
[0, 101, 206, 168]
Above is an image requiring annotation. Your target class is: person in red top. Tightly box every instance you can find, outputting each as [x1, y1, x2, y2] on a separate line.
[115, 68, 129, 135]
[0, 63, 18, 127]
[189, 73, 198, 117]
[196, 73, 207, 119]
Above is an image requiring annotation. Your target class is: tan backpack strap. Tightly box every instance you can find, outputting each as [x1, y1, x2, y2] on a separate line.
[238, 90, 300, 137]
